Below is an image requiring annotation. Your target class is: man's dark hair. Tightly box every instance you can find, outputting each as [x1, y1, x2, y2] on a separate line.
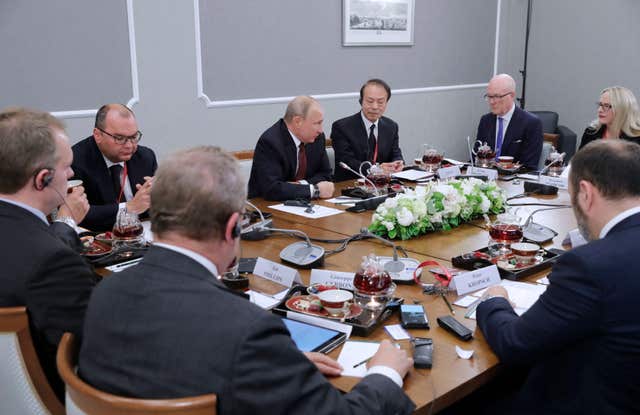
[359, 78, 391, 104]
[94, 104, 134, 130]
[570, 140, 640, 199]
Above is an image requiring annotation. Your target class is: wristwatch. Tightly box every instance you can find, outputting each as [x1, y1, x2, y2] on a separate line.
[54, 216, 77, 230]
[312, 184, 320, 199]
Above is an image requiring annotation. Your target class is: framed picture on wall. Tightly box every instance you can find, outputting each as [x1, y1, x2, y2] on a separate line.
[343, 0, 415, 46]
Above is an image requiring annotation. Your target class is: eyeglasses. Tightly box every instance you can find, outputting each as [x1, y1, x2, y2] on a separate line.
[483, 93, 512, 102]
[596, 102, 613, 111]
[97, 127, 142, 144]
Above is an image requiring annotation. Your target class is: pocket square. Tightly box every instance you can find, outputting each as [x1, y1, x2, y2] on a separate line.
[514, 139, 523, 143]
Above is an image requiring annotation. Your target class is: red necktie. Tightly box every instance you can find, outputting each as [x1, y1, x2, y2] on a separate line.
[295, 143, 307, 181]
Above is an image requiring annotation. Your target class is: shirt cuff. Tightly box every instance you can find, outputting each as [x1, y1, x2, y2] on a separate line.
[309, 184, 314, 198]
[118, 202, 127, 210]
[365, 365, 403, 388]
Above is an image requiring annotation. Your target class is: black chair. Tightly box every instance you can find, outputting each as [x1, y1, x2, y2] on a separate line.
[530, 111, 578, 162]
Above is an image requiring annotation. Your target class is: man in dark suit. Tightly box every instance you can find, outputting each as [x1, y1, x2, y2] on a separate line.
[331, 78, 404, 181]
[0, 108, 98, 400]
[248, 96, 334, 200]
[476, 140, 640, 414]
[476, 74, 543, 170]
[79, 146, 415, 415]
[72, 104, 157, 231]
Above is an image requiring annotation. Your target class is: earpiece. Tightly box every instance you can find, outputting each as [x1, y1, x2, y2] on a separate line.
[33, 167, 55, 190]
[232, 219, 242, 239]
[42, 171, 54, 188]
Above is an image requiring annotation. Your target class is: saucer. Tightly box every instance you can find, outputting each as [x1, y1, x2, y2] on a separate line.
[496, 255, 544, 270]
[95, 231, 114, 245]
[81, 237, 112, 257]
[285, 295, 362, 320]
[494, 162, 522, 173]
[307, 283, 338, 295]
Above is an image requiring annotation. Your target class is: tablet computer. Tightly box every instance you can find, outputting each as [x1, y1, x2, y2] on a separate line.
[281, 317, 346, 354]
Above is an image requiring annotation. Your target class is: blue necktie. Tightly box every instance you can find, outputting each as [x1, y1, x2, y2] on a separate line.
[495, 117, 504, 159]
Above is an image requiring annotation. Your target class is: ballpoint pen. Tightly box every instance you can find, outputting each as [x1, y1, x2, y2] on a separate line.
[441, 292, 455, 315]
[352, 356, 373, 368]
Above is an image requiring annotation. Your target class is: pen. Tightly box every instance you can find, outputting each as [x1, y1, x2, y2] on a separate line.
[441, 292, 455, 315]
[352, 356, 373, 368]
[111, 257, 142, 269]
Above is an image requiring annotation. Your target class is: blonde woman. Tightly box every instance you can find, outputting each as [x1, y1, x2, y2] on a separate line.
[579, 86, 640, 149]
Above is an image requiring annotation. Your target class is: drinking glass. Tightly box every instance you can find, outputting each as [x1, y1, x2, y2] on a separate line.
[422, 144, 444, 172]
[112, 208, 144, 251]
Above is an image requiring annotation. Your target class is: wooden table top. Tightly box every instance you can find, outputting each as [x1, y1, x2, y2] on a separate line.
[241, 179, 577, 414]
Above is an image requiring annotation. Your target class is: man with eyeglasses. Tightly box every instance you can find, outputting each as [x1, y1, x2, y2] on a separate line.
[72, 104, 157, 231]
[476, 74, 542, 170]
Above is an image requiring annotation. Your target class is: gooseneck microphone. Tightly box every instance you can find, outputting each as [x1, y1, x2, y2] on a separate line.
[359, 228, 408, 273]
[339, 161, 380, 196]
[269, 227, 325, 268]
[521, 205, 572, 243]
[537, 153, 566, 180]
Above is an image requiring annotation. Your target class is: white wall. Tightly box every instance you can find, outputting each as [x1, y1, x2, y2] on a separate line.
[61, 0, 501, 165]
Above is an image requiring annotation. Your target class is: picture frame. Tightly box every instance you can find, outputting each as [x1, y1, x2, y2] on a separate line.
[343, 0, 415, 46]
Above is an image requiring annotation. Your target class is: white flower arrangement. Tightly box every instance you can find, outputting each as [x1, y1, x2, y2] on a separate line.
[369, 178, 507, 240]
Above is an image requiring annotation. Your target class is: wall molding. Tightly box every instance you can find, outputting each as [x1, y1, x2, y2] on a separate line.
[52, 0, 139, 119]
[194, 0, 499, 108]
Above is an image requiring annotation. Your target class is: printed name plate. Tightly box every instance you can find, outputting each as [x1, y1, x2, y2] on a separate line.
[253, 257, 302, 288]
[466, 166, 498, 180]
[310, 269, 355, 290]
[452, 265, 501, 296]
[437, 166, 462, 179]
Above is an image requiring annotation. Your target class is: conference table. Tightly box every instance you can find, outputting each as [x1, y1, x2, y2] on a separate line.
[241, 179, 575, 414]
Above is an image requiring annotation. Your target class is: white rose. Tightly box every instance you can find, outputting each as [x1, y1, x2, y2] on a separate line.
[384, 197, 398, 209]
[396, 207, 415, 226]
[383, 221, 395, 232]
[480, 194, 491, 212]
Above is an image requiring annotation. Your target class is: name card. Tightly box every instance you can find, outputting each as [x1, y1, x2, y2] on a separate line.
[539, 175, 568, 189]
[465, 166, 498, 181]
[253, 257, 302, 288]
[310, 269, 355, 290]
[451, 265, 501, 296]
[437, 165, 462, 179]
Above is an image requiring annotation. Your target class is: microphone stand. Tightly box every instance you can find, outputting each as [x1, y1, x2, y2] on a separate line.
[537, 153, 565, 180]
[339, 161, 380, 196]
[359, 228, 409, 272]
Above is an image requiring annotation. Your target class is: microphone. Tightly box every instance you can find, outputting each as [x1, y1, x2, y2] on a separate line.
[466, 136, 475, 167]
[537, 153, 566, 180]
[359, 228, 409, 273]
[339, 161, 380, 196]
[241, 201, 273, 241]
[268, 227, 325, 268]
[521, 206, 571, 243]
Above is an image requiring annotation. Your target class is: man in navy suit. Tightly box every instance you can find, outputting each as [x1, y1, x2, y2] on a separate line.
[0, 108, 98, 400]
[79, 146, 415, 415]
[477, 140, 640, 414]
[72, 104, 157, 231]
[248, 96, 334, 200]
[331, 78, 404, 181]
[476, 74, 542, 169]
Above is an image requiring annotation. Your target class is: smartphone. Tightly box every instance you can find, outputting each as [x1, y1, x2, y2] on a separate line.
[238, 257, 257, 274]
[400, 304, 429, 329]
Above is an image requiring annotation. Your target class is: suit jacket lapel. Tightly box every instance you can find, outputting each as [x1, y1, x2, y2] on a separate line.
[502, 107, 522, 149]
[278, 119, 298, 180]
[352, 112, 370, 161]
[88, 139, 119, 202]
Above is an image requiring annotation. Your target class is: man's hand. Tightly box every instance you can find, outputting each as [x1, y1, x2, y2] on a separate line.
[381, 160, 404, 173]
[59, 186, 89, 223]
[126, 176, 153, 214]
[484, 286, 509, 300]
[304, 352, 343, 377]
[317, 181, 335, 199]
[367, 339, 413, 378]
